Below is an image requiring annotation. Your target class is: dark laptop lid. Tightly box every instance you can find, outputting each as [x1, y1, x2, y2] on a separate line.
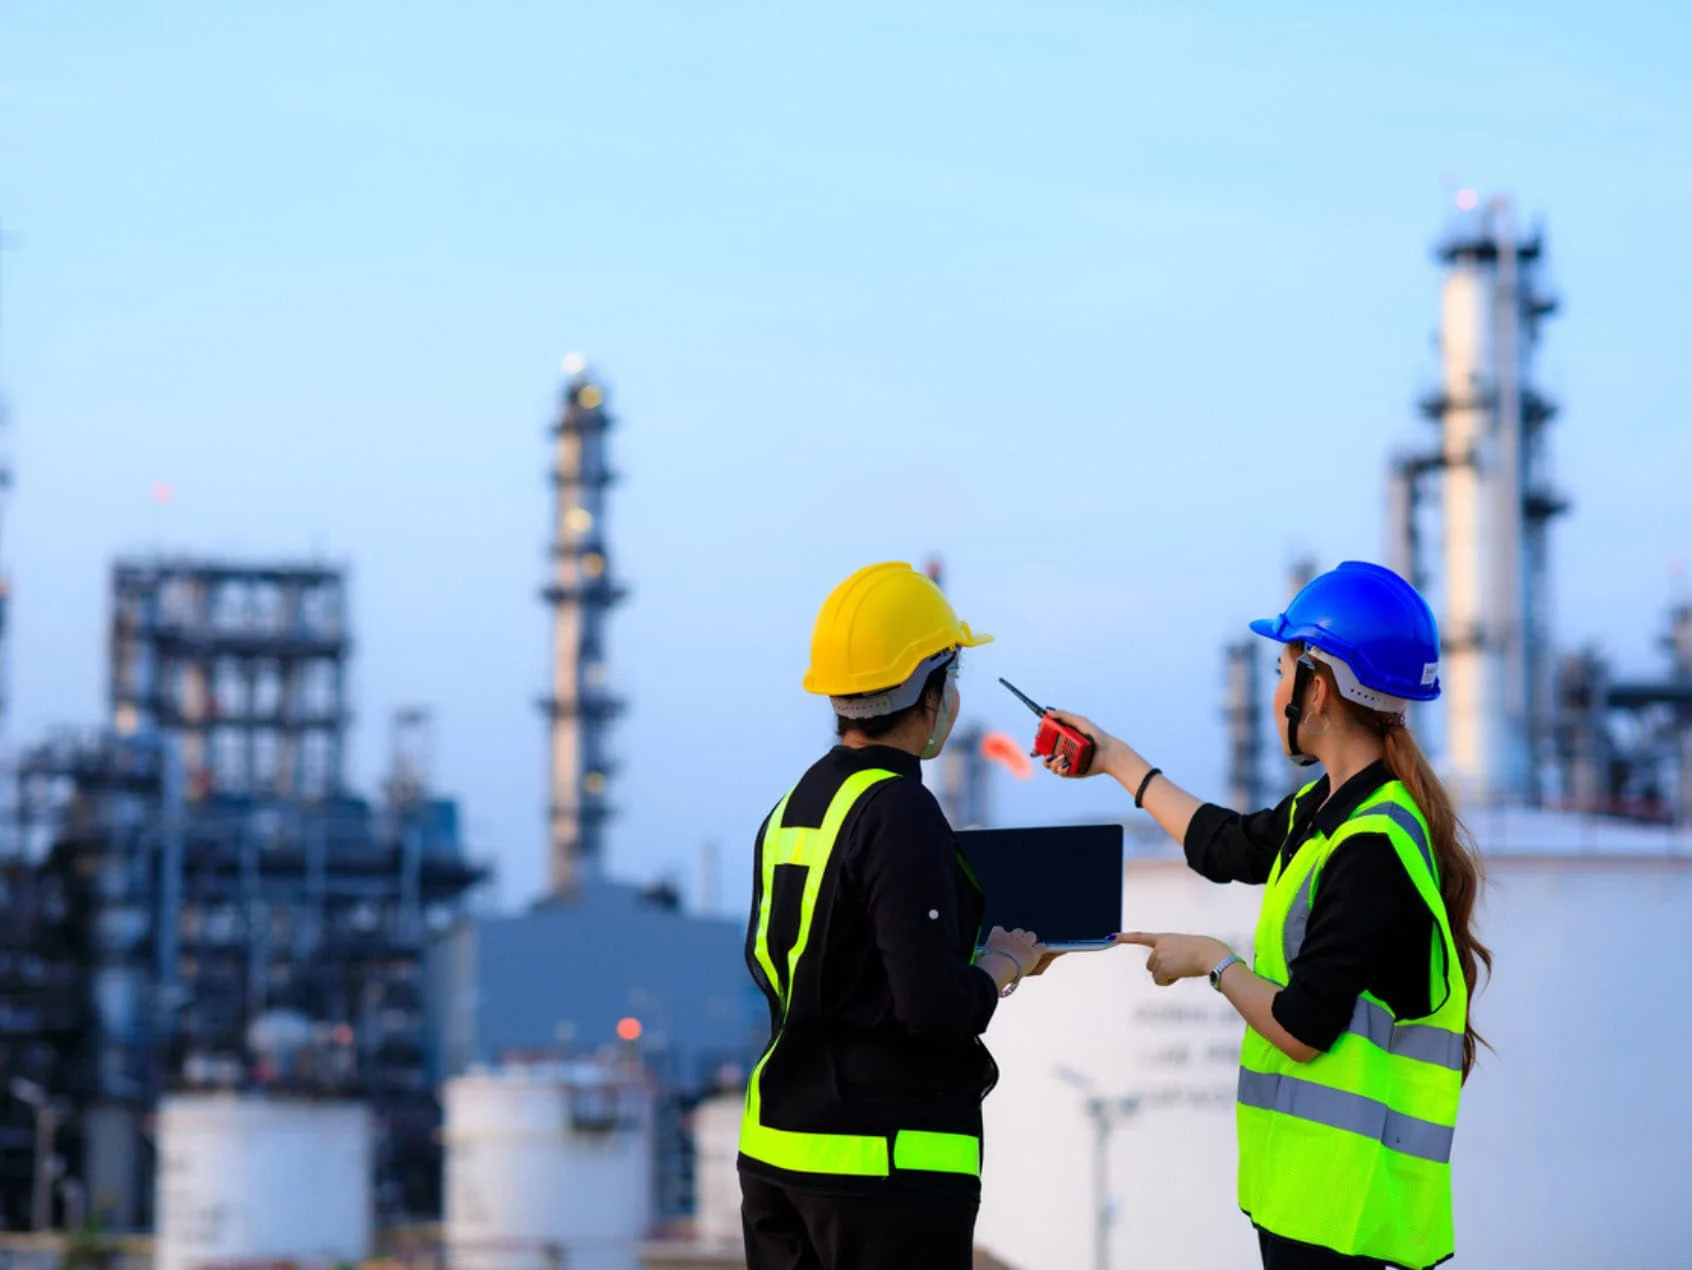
[957, 823, 1124, 947]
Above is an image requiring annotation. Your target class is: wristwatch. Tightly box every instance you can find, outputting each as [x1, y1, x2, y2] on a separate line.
[1208, 953, 1244, 992]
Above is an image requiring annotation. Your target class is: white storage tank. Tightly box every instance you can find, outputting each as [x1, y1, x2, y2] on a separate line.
[973, 815, 1692, 1270]
[153, 1093, 373, 1270]
[688, 1090, 746, 1250]
[444, 1058, 658, 1270]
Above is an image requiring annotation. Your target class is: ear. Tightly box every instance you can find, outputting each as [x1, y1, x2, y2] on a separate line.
[1305, 663, 1330, 713]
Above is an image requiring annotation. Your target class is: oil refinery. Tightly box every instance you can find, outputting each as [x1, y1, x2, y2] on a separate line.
[0, 195, 1685, 1270]
[0, 359, 761, 1267]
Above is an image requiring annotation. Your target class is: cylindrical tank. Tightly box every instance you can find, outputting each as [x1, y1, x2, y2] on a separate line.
[153, 1094, 373, 1270]
[689, 1091, 745, 1249]
[443, 1059, 657, 1270]
[974, 828, 1692, 1270]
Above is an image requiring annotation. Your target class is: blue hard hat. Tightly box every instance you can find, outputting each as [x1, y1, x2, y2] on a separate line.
[1250, 561, 1441, 705]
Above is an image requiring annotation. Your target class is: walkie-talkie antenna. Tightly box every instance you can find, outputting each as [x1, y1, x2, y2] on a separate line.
[999, 678, 1047, 717]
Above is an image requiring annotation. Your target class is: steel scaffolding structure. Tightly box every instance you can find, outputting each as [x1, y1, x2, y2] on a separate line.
[0, 560, 487, 1230]
[109, 560, 351, 801]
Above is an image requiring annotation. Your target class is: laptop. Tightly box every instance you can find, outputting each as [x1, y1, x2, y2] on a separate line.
[957, 823, 1124, 952]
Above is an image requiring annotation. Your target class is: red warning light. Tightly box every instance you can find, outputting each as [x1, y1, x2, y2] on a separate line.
[616, 1017, 643, 1042]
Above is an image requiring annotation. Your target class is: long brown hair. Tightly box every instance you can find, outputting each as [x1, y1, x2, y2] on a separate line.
[1309, 657, 1494, 1079]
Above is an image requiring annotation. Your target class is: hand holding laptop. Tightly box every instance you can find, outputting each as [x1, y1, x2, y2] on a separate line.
[977, 925, 1047, 995]
[961, 825, 1125, 954]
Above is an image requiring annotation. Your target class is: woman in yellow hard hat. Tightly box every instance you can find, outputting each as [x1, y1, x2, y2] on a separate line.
[737, 561, 1048, 1270]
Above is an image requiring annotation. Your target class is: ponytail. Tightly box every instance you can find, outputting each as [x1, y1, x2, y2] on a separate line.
[1304, 646, 1493, 1080]
[1376, 722, 1493, 1079]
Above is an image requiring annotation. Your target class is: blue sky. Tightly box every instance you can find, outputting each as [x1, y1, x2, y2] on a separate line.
[3, 1, 1690, 912]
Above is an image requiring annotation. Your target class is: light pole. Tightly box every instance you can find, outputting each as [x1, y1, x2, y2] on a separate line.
[10, 1077, 58, 1231]
[1057, 1066, 1141, 1270]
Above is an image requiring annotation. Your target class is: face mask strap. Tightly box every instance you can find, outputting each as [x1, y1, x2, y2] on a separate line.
[921, 676, 958, 760]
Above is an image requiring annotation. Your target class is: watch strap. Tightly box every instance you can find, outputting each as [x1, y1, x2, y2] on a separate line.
[1208, 953, 1244, 991]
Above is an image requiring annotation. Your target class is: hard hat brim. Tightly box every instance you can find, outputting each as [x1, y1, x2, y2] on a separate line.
[803, 627, 994, 697]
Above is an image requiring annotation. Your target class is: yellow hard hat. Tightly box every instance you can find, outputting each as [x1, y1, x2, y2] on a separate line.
[802, 562, 993, 697]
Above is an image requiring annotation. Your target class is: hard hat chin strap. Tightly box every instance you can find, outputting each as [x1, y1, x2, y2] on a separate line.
[1285, 654, 1321, 768]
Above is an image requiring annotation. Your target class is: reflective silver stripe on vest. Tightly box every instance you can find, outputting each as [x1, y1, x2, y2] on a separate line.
[1369, 800, 1434, 875]
[1237, 1068, 1455, 1164]
[1282, 868, 1317, 971]
[1273, 787, 1318, 962]
[1347, 997, 1463, 1071]
[1280, 802, 1457, 1068]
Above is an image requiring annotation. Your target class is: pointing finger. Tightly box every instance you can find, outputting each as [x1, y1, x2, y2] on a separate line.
[1114, 932, 1158, 946]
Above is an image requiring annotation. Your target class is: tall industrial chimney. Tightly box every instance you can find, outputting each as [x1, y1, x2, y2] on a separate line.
[540, 356, 627, 897]
[919, 556, 992, 827]
[1420, 195, 1564, 807]
[1286, 557, 1317, 602]
[939, 724, 991, 829]
[1223, 642, 1263, 812]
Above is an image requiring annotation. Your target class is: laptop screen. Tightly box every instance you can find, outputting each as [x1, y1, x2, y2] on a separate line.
[957, 824, 1124, 944]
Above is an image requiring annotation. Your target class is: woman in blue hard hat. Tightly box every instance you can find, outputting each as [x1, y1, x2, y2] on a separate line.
[1043, 561, 1489, 1270]
[738, 562, 1048, 1270]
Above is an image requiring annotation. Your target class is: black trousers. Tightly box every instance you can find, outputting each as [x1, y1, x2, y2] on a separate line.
[1259, 1228, 1388, 1269]
[741, 1171, 979, 1270]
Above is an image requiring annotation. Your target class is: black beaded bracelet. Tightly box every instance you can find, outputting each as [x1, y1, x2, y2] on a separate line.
[1134, 767, 1163, 809]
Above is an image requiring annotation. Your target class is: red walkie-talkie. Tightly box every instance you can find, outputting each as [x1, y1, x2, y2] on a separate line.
[999, 678, 1096, 776]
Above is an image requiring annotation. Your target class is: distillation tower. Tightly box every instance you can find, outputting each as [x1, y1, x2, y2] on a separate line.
[541, 357, 626, 897]
[1222, 641, 1262, 812]
[1389, 196, 1564, 807]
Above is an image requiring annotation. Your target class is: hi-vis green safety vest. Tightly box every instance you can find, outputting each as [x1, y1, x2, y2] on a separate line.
[738, 768, 985, 1182]
[1239, 779, 1466, 1270]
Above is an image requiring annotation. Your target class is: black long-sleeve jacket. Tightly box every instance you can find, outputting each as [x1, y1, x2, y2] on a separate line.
[1184, 760, 1437, 1049]
[741, 743, 998, 1195]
